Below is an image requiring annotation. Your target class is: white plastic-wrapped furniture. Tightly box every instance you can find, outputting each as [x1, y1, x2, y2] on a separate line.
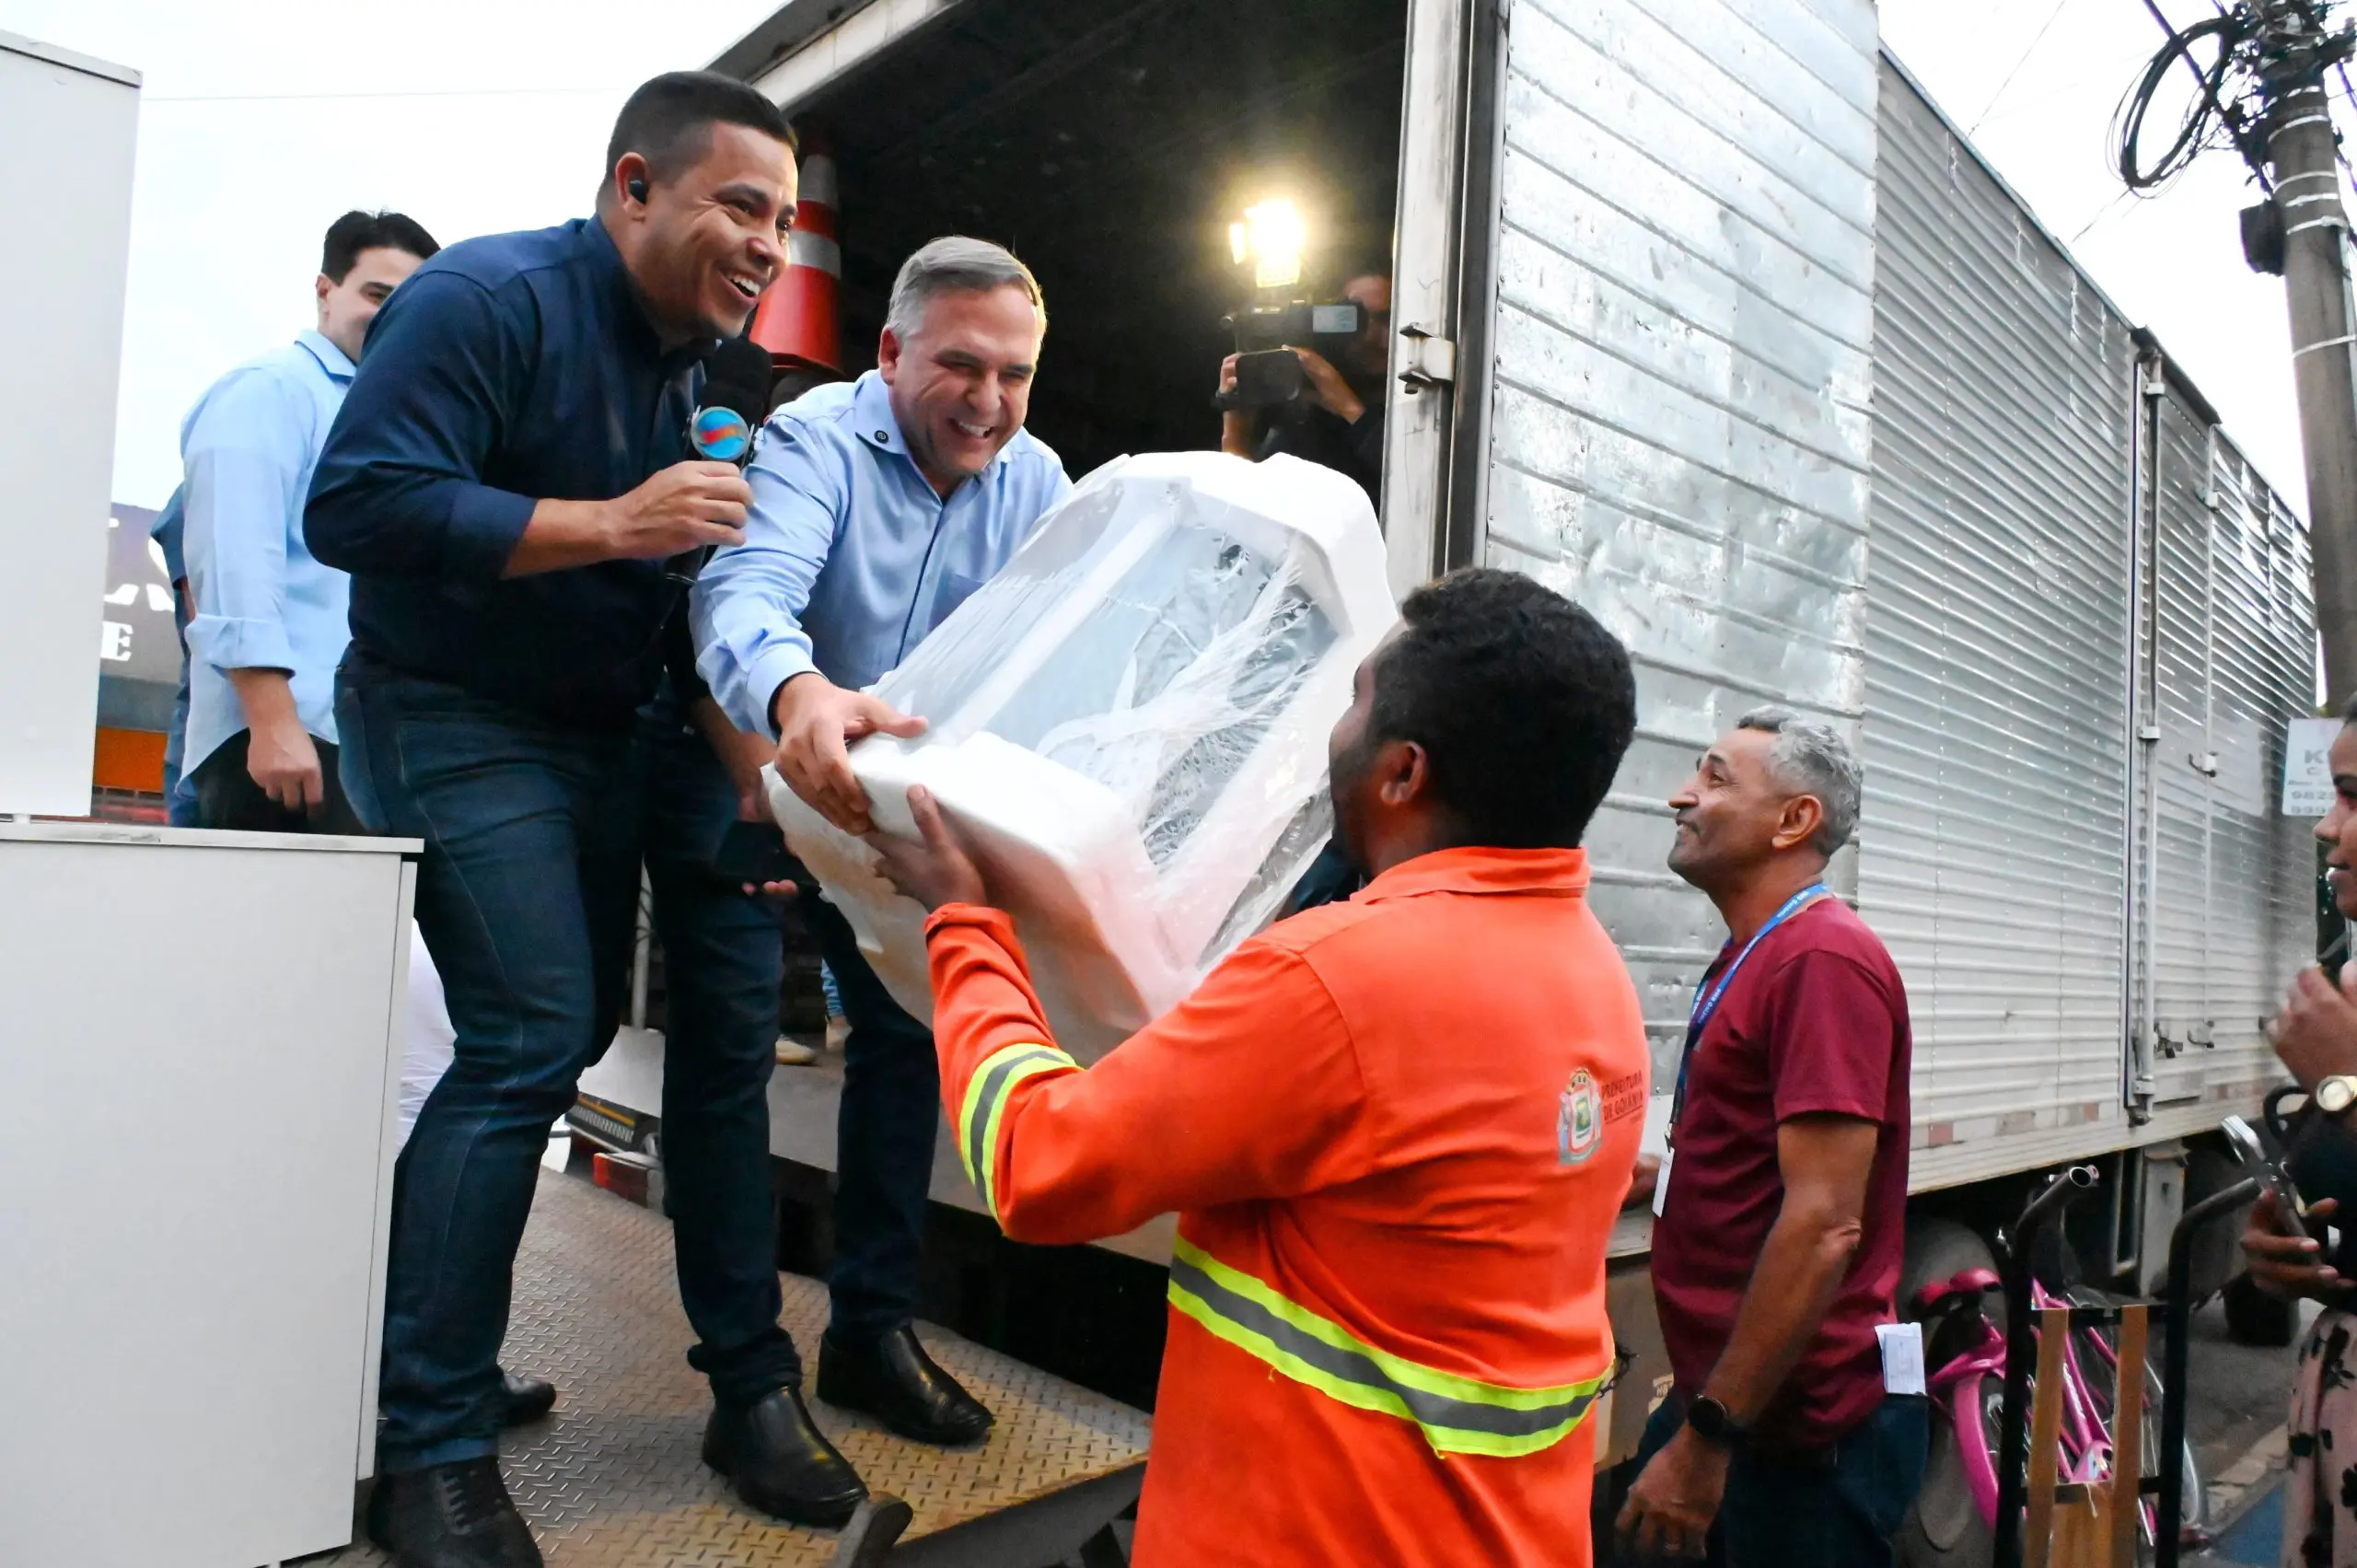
[770, 451, 1397, 1060]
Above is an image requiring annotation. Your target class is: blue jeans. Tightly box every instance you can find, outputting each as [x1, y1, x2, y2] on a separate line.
[635, 690, 802, 1402]
[794, 894, 940, 1342]
[1629, 1392, 1930, 1568]
[339, 659, 793, 1469]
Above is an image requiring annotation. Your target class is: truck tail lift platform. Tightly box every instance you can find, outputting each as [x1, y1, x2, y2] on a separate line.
[315, 1170, 1149, 1568]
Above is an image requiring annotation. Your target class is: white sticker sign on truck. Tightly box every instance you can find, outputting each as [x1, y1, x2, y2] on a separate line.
[2284, 717, 2341, 817]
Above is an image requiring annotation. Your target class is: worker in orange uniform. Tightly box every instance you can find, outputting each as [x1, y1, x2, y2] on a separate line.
[868, 567, 1651, 1565]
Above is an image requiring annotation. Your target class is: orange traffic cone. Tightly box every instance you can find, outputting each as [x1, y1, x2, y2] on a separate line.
[751, 126, 842, 380]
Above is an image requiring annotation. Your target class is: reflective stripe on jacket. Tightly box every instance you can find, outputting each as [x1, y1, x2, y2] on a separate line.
[1167, 1236, 1613, 1458]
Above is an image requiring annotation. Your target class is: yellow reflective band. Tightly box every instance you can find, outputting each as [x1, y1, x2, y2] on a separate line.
[955, 1041, 1078, 1223]
[1167, 1237, 1610, 1458]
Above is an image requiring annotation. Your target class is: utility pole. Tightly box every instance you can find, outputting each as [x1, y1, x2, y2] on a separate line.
[2260, 2, 2357, 707]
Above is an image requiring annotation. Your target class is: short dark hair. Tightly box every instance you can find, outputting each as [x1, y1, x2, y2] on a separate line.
[320, 210, 439, 282]
[1368, 567, 1636, 849]
[604, 72, 796, 189]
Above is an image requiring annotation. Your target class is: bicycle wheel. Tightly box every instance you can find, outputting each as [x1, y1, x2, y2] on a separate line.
[2065, 1321, 2202, 1556]
[2142, 1362, 2204, 1547]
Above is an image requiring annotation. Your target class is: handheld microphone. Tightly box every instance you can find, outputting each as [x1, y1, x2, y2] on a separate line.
[664, 335, 773, 588]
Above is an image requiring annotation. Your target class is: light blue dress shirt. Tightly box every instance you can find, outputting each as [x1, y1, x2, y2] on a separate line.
[693, 370, 1073, 738]
[145, 496, 198, 821]
[179, 330, 355, 773]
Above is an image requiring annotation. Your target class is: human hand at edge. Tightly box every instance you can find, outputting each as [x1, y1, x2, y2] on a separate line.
[771, 672, 926, 835]
[1614, 1423, 1729, 1562]
[2244, 1191, 2347, 1303]
[865, 784, 986, 912]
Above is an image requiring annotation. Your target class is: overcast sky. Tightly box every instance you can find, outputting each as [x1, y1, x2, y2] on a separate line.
[0, 0, 2318, 514]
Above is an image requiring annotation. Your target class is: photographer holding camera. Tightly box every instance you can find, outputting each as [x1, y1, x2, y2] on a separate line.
[1215, 269, 1390, 504]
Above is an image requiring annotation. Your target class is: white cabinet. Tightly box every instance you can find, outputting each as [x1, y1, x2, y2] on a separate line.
[0, 823, 418, 1568]
[0, 34, 139, 815]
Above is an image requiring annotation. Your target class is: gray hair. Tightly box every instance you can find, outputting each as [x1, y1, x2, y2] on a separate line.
[884, 236, 1045, 341]
[1736, 706, 1862, 857]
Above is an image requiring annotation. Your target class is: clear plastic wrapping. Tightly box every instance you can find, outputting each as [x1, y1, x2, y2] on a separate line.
[768, 451, 1398, 1060]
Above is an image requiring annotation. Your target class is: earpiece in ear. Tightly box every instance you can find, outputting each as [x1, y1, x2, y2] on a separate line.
[627, 176, 649, 203]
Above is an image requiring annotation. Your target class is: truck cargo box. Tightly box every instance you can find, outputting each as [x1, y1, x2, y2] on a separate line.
[714, 0, 2315, 1217]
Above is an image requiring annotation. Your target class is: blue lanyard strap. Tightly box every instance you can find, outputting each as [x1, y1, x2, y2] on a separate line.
[1669, 884, 1830, 1132]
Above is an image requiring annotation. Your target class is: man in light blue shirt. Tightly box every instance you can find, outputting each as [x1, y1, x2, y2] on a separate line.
[694, 236, 1069, 1446]
[174, 209, 437, 832]
[146, 499, 198, 825]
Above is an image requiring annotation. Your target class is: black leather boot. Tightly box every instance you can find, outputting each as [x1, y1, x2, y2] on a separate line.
[817, 1326, 994, 1446]
[366, 1457, 542, 1568]
[702, 1386, 867, 1528]
[496, 1369, 557, 1427]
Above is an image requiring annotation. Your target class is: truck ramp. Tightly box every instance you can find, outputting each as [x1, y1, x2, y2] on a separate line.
[315, 1168, 1149, 1566]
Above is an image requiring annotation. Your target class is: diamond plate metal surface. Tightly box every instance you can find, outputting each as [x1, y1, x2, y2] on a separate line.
[313, 1170, 1150, 1566]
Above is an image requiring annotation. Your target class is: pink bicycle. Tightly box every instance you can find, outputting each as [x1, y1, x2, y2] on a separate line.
[1900, 1265, 2201, 1566]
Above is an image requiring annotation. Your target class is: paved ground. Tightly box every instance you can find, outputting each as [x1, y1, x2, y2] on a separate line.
[2184, 1297, 2304, 1481]
[2179, 1295, 2319, 1566]
[2196, 1486, 2286, 1568]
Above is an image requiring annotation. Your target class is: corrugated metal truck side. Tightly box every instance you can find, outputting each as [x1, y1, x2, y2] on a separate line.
[714, 0, 2316, 1390]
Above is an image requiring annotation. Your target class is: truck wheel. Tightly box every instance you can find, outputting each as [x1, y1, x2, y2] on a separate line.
[1897, 1216, 2001, 1568]
[2223, 1272, 2297, 1347]
[1896, 1407, 1993, 1568]
[1900, 1215, 1998, 1305]
[2183, 1141, 2261, 1299]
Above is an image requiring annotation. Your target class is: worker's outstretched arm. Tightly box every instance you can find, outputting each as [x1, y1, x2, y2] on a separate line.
[923, 901, 1373, 1244]
[866, 783, 1373, 1243]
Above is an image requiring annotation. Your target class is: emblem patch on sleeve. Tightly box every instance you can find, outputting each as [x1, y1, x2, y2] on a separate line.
[1558, 1069, 1603, 1166]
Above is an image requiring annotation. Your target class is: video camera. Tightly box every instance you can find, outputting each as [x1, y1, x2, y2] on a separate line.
[1216, 298, 1369, 412]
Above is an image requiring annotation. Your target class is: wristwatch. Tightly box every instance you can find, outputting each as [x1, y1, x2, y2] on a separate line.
[1685, 1396, 1748, 1448]
[2317, 1074, 2357, 1117]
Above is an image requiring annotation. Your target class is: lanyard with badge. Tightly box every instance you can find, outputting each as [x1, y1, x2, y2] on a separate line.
[1652, 883, 1830, 1219]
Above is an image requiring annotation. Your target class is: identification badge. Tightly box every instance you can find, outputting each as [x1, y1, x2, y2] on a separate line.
[1875, 1321, 1926, 1396]
[1652, 1148, 1674, 1218]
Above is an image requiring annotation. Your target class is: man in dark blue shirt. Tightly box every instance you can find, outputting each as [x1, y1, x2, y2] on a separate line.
[308, 74, 866, 1567]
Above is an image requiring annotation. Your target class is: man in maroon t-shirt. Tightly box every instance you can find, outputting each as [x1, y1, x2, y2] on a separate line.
[1616, 708, 1925, 1567]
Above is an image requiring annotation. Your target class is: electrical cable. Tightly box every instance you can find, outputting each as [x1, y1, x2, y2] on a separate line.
[2113, 0, 2357, 203]
[2335, 60, 2357, 200]
[2143, 0, 2224, 96]
[2068, 185, 2141, 245]
[2113, 7, 2264, 192]
[1971, 0, 2076, 136]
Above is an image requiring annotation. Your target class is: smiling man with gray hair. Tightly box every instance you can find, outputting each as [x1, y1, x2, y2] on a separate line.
[1617, 706, 1924, 1567]
[691, 235, 1068, 1485]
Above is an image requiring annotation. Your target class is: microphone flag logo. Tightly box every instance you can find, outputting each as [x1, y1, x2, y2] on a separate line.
[691, 406, 753, 463]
